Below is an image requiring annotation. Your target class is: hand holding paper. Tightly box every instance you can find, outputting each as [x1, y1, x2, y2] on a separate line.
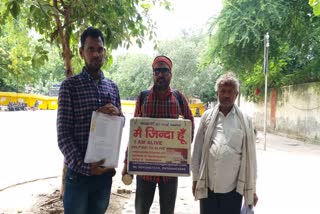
[97, 103, 120, 116]
[90, 159, 114, 175]
[84, 111, 124, 168]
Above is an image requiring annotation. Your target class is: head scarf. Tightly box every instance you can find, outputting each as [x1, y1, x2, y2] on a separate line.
[152, 55, 173, 70]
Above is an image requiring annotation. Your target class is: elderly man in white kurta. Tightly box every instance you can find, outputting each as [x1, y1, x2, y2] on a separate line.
[191, 72, 258, 214]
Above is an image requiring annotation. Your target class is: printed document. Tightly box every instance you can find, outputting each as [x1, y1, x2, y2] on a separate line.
[128, 117, 192, 177]
[84, 111, 124, 167]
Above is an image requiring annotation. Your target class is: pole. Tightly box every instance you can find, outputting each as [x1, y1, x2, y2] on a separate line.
[264, 71, 268, 151]
[263, 32, 269, 151]
[237, 83, 241, 107]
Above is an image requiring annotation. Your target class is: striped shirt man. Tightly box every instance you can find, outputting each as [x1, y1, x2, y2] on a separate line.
[125, 86, 194, 183]
[57, 67, 122, 176]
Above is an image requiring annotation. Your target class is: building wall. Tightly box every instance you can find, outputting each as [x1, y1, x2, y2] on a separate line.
[242, 82, 320, 144]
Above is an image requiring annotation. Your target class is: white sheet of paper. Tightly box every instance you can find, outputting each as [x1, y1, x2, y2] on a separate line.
[84, 111, 124, 167]
[241, 205, 254, 214]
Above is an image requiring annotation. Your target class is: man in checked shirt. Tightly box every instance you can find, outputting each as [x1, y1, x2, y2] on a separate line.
[57, 27, 123, 214]
[122, 55, 194, 214]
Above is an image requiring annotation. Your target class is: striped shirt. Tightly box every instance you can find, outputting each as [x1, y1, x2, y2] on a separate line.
[126, 86, 194, 183]
[57, 67, 122, 176]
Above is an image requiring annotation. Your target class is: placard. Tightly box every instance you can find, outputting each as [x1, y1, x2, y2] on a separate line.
[128, 117, 192, 177]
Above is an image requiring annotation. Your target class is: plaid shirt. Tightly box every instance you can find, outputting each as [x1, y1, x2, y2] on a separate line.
[57, 68, 122, 176]
[126, 86, 194, 183]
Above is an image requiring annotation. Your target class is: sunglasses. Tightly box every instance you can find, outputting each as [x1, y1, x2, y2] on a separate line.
[153, 68, 171, 76]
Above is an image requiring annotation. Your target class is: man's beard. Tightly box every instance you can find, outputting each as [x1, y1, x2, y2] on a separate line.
[85, 59, 103, 72]
[219, 97, 234, 108]
[154, 78, 170, 91]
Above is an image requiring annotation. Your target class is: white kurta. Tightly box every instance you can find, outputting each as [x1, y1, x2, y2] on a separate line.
[207, 108, 243, 193]
[191, 104, 257, 205]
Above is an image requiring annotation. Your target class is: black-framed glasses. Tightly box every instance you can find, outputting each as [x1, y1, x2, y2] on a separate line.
[153, 68, 171, 76]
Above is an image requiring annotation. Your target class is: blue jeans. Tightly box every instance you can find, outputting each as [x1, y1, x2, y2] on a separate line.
[200, 189, 243, 214]
[63, 168, 115, 214]
[135, 176, 178, 214]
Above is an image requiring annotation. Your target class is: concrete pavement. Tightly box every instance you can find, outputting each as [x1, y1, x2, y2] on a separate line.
[113, 130, 320, 214]
[0, 111, 320, 213]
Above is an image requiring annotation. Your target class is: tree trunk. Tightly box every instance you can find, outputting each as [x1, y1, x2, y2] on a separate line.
[63, 46, 73, 77]
[59, 40, 73, 199]
[57, 22, 73, 200]
[60, 163, 67, 199]
[51, 0, 74, 199]
[62, 28, 73, 78]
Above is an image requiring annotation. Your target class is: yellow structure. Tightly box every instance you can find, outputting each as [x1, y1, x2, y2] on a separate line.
[0, 92, 48, 110]
[0, 92, 17, 105]
[47, 96, 58, 110]
[16, 93, 32, 106]
[120, 100, 205, 117]
[189, 103, 205, 117]
[121, 100, 136, 114]
[30, 94, 48, 110]
[0, 92, 205, 115]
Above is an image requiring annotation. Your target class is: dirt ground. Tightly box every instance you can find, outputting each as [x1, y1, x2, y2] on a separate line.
[30, 188, 63, 214]
[0, 174, 135, 214]
[30, 188, 132, 214]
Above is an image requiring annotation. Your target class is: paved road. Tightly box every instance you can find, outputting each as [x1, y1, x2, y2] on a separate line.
[0, 111, 320, 213]
[0, 111, 63, 190]
[254, 134, 320, 214]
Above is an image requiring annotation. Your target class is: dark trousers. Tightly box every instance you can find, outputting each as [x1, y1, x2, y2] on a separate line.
[135, 175, 178, 214]
[200, 189, 243, 214]
[63, 168, 114, 214]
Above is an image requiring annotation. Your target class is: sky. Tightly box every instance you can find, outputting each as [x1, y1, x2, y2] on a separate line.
[153, 0, 223, 39]
[115, 0, 223, 55]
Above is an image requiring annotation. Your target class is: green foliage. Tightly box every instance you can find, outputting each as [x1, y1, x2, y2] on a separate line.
[110, 32, 222, 102]
[207, 0, 287, 71]
[107, 32, 222, 103]
[157, 32, 221, 102]
[0, 14, 64, 93]
[32, 45, 65, 95]
[309, 0, 320, 16]
[22, 0, 154, 50]
[0, 0, 171, 94]
[108, 53, 153, 99]
[192, 65, 223, 103]
[0, 18, 37, 92]
[157, 36, 200, 97]
[204, 0, 320, 100]
[2, 0, 171, 76]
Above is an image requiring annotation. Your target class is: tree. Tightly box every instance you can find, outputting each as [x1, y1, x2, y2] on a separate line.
[0, 8, 65, 93]
[157, 32, 202, 98]
[204, 0, 320, 100]
[157, 31, 222, 102]
[32, 46, 65, 94]
[0, 16, 47, 92]
[192, 64, 223, 103]
[310, 0, 320, 16]
[108, 53, 153, 99]
[2, 0, 171, 77]
[108, 32, 222, 103]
